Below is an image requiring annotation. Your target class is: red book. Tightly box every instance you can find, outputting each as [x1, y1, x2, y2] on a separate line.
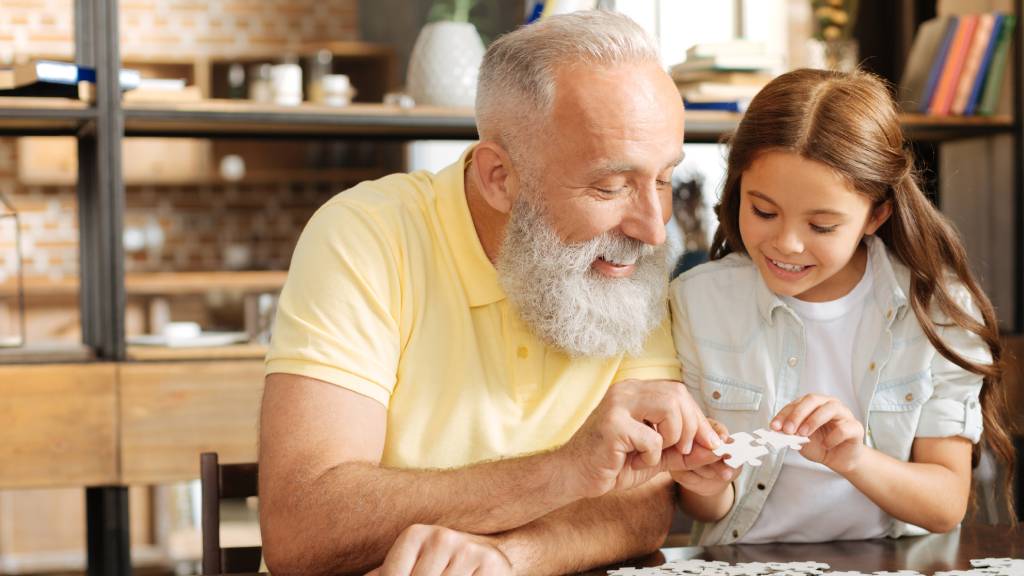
[929, 14, 979, 116]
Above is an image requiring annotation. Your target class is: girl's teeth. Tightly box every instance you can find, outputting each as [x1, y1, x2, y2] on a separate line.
[772, 259, 805, 272]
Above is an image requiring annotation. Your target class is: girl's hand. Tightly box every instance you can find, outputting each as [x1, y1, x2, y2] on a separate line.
[771, 394, 866, 474]
[670, 419, 740, 496]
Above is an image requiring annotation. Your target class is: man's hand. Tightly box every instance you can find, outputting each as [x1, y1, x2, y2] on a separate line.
[771, 393, 866, 474]
[366, 524, 512, 576]
[670, 419, 739, 496]
[560, 379, 722, 499]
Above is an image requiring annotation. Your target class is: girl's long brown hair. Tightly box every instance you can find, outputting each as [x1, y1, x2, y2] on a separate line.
[711, 68, 1015, 521]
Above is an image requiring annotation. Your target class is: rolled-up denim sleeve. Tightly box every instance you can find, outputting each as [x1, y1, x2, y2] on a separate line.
[917, 286, 991, 443]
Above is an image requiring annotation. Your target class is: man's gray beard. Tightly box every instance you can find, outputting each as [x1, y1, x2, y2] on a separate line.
[495, 192, 669, 358]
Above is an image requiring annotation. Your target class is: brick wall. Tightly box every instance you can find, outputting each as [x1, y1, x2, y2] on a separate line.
[0, 0, 362, 286]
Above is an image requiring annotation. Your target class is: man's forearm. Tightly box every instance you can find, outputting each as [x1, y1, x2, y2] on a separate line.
[494, 474, 676, 576]
[262, 450, 585, 575]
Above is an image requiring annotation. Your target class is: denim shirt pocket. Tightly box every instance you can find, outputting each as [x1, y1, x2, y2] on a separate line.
[702, 374, 764, 411]
[868, 371, 932, 459]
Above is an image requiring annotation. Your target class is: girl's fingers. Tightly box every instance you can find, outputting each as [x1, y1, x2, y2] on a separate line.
[797, 401, 840, 437]
[776, 395, 830, 434]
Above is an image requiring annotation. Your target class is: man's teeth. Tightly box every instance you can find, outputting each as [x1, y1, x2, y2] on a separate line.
[771, 258, 807, 272]
[601, 256, 636, 266]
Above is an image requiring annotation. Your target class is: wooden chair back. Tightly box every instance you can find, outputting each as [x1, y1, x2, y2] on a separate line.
[200, 452, 262, 574]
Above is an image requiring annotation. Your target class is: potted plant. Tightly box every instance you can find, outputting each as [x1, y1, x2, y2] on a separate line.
[406, 0, 486, 108]
[808, 0, 860, 72]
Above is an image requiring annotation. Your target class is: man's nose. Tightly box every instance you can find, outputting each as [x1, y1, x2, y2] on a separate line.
[621, 185, 667, 246]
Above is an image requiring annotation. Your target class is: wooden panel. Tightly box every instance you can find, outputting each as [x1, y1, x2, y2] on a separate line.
[17, 136, 211, 185]
[0, 364, 117, 488]
[120, 361, 265, 484]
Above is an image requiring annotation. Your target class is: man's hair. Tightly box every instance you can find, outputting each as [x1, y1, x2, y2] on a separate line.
[476, 10, 661, 163]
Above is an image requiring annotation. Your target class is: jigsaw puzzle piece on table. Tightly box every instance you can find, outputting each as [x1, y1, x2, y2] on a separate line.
[934, 571, 1000, 576]
[826, 572, 876, 576]
[767, 561, 830, 574]
[713, 432, 770, 468]
[660, 559, 731, 574]
[752, 428, 810, 452]
[731, 562, 774, 575]
[872, 571, 924, 576]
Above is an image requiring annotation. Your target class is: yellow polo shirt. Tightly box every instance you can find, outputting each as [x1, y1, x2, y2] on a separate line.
[265, 147, 682, 469]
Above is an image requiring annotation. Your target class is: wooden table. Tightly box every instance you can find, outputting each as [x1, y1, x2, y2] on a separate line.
[581, 524, 1024, 575]
[208, 524, 1023, 575]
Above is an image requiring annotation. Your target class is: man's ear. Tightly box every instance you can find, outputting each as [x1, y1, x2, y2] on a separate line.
[470, 142, 516, 214]
[865, 200, 892, 235]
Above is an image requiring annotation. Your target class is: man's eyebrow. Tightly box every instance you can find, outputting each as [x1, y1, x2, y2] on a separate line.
[585, 152, 687, 180]
[748, 190, 848, 217]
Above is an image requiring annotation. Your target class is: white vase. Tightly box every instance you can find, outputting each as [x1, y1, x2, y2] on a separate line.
[406, 21, 485, 108]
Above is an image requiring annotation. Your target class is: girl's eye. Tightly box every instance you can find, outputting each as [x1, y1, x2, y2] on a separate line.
[656, 179, 671, 187]
[752, 205, 776, 219]
[810, 223, 838, 234]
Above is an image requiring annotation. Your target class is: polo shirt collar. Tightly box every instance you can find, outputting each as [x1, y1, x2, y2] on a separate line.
[435, 145, 506, 307]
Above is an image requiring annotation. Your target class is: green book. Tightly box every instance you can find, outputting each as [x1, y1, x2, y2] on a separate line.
[978, 14, 1016, 116]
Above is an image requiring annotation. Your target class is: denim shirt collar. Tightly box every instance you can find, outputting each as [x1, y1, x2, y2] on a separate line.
[755, 235, 909, 325]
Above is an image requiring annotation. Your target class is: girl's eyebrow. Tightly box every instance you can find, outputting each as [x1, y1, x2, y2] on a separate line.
[747, 190, 847, 217]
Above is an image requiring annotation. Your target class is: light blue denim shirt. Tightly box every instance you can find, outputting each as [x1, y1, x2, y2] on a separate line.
[669, 236, 990, 545]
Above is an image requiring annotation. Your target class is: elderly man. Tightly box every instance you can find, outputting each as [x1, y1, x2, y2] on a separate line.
[260, 10, 721, 576]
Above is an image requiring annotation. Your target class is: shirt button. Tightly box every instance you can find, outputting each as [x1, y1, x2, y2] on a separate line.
[905, 393, 914, 402]
[886, 309, 894, 320]
[787, 356, 798, 367]
[757, 483, 766, 490]
[732, 529, 739, 538]
[869, 362, 876, 371]
[712, 390, 722, 400]
[517, 346, 529, 359]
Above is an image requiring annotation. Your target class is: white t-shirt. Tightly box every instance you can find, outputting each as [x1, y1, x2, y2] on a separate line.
[740, 257, 891, 543]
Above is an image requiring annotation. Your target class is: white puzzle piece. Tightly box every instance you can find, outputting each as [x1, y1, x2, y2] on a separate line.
[713, 431, 770, 468]
[768, 561, 830, 574]
[753, 428, 811, 452]
[660, 559, 731, 573]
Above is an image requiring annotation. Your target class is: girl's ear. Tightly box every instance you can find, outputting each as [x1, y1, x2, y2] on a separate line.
[865, 200, 893, 235]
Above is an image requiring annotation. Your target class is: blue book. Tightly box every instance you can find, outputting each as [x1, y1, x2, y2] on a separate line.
[965, 13, 1004, 116]
[919, 15, 959, 113]
[683, 100, 746, 113]
[0, 60, 139, 97]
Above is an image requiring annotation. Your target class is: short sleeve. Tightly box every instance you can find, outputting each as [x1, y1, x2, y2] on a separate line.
[612, 304, 683, 383]
[668, 280, 707, 413]
[916, 286, 991, 443]
[265, 197, 402, 408]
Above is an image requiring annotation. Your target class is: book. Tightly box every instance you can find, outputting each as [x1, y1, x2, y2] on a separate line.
[670, 70, 774, 86]
[978, 14, 1016, 116]
[918, 15, 960, 113]
[686, 40, 769, 59]
[952, 13, 995, 115]
[899, 16, 955, 113]
[928, 14, 978, 116]
[0, 60, 140, 98]
[965, 13, 1004, 116]
[677, 82, 763, 101]
[683, 100, 747, 113]
[669, 53, 781, 75]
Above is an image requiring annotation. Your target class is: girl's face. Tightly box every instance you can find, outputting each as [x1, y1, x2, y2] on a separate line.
[738, 150, 891, 302]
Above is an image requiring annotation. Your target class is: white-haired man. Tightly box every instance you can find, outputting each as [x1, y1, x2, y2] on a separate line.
[260, 10, 726, 576]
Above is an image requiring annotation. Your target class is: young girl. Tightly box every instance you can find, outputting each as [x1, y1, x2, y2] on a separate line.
[669, 68, 1015, 544]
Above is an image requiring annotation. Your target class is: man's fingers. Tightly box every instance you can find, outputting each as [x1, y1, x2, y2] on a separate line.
[626, 417, 665, 468]
[410, 538, 452, 576]
[694, 416, 722, 451]
[380, 525, 428, 576]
